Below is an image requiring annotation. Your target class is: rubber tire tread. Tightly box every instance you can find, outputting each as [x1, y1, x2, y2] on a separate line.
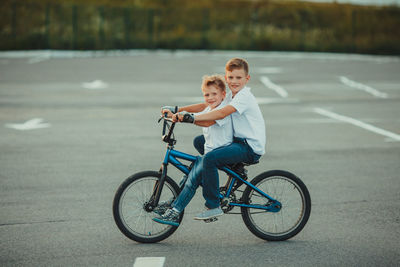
[113, 171, 182, 243]
[241, 170, 311, 241]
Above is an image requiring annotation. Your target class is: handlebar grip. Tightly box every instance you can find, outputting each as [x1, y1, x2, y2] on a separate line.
[162, 112, 168, 135]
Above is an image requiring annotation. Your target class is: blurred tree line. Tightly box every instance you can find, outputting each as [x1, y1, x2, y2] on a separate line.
[1, 0, 399, 54]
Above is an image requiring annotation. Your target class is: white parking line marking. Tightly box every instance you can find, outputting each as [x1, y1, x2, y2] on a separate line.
[28, 56, 49, 64]
[314, 108, 400, 141]
[339, 76, 388, 98]
[256, 97, 298, 104]
[133, 257, 165, 267]
[81, 80, 108, 89]
[254, 67, 282, 74]
[260, 76, 288, 98]
[5, 118, 51, 130]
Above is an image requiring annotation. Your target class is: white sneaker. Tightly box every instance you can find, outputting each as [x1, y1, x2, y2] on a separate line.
[193, 207, 223, 220]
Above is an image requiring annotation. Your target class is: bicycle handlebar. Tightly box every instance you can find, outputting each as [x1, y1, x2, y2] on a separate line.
[159, 106, 178, 145]
[162, 112, 168, 136]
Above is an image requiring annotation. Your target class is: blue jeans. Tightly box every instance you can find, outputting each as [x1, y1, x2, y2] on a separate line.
[196, 135, 262, 209]
[193, 135, 205, 155]
[172, 156, 204, 213]
[171, 137, 205, 212]
[173, 136, 261, 212]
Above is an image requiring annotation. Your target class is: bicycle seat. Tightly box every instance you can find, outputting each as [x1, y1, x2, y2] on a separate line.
[243, 160, 259, 166]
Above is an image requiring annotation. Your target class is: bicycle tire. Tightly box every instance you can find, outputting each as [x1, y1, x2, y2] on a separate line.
[241, 170, 311, 241]
[113, 171, 183, 243]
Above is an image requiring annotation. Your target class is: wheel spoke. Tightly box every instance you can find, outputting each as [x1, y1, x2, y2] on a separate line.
[113, 172, 181, 243]
[241, 171, 311, 241]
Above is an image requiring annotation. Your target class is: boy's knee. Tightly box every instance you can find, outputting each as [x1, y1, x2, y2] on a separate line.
[186, 173, 201, 189]
[203, 152, 217, 167]
[193, 135, 205, 155]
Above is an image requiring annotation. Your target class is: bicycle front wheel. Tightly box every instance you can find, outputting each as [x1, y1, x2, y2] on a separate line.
[241, 170, 311, 241]
[113, 171, 182, 243]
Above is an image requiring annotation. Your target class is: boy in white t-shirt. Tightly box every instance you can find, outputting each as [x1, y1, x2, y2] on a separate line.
[171, 58, 265, 220]
[153, 74, 232, 226]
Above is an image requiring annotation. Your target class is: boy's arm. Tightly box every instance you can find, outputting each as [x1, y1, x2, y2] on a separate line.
[194, 121, 215, 127]
[162, 103, 207, 118]
[179, 103, 207, 113]
[194, 105, 236, 122]
[174, 111, 216, 126]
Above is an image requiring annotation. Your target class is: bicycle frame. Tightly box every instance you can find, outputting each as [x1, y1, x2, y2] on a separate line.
[164, 148, 196, 176]
[151, 116, 281, 213]
[155, 145, 281, 213]
[219, 166, 281, 212]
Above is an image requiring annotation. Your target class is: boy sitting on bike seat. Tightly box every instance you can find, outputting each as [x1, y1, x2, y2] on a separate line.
[163, 58, 266, 223]
[153, 74, 233, 226]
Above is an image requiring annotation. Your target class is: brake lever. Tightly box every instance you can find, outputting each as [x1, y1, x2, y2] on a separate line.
[158, 112, 169, 123]
[158, 116, 175, 124]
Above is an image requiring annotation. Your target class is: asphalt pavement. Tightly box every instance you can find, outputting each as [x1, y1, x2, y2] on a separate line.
[0, 50, 399, 266]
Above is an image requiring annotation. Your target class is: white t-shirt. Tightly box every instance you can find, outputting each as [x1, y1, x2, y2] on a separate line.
[197, 103, 233, 154]
[224, 87, 266, 155]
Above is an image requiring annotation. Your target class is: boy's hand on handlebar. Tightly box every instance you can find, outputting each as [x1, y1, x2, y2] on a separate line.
[172, 113, 179, 122]
[161, 106, 178, 118]
[174, 111, 195, 123]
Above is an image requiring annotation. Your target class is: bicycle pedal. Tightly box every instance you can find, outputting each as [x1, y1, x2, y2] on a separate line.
[204, 217, 218, 223]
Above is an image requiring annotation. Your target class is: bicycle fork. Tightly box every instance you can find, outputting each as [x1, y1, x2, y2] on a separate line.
[142, 163, 167, 213]
[150, 163, 168, 210]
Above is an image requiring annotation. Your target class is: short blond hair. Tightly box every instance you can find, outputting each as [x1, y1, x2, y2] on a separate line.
[225, 58, 249, 75]
[201, 74, 226, 92]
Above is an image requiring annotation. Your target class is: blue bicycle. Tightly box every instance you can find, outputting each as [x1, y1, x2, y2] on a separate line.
[113, 115, 311, 243]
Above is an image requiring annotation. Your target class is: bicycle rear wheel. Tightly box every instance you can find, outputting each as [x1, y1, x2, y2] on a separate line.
[241, 170, 311, 241]
[113, 171, 182, 243]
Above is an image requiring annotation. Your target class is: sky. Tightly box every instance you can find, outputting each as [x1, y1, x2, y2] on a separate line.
[304, 0, 400, 5]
